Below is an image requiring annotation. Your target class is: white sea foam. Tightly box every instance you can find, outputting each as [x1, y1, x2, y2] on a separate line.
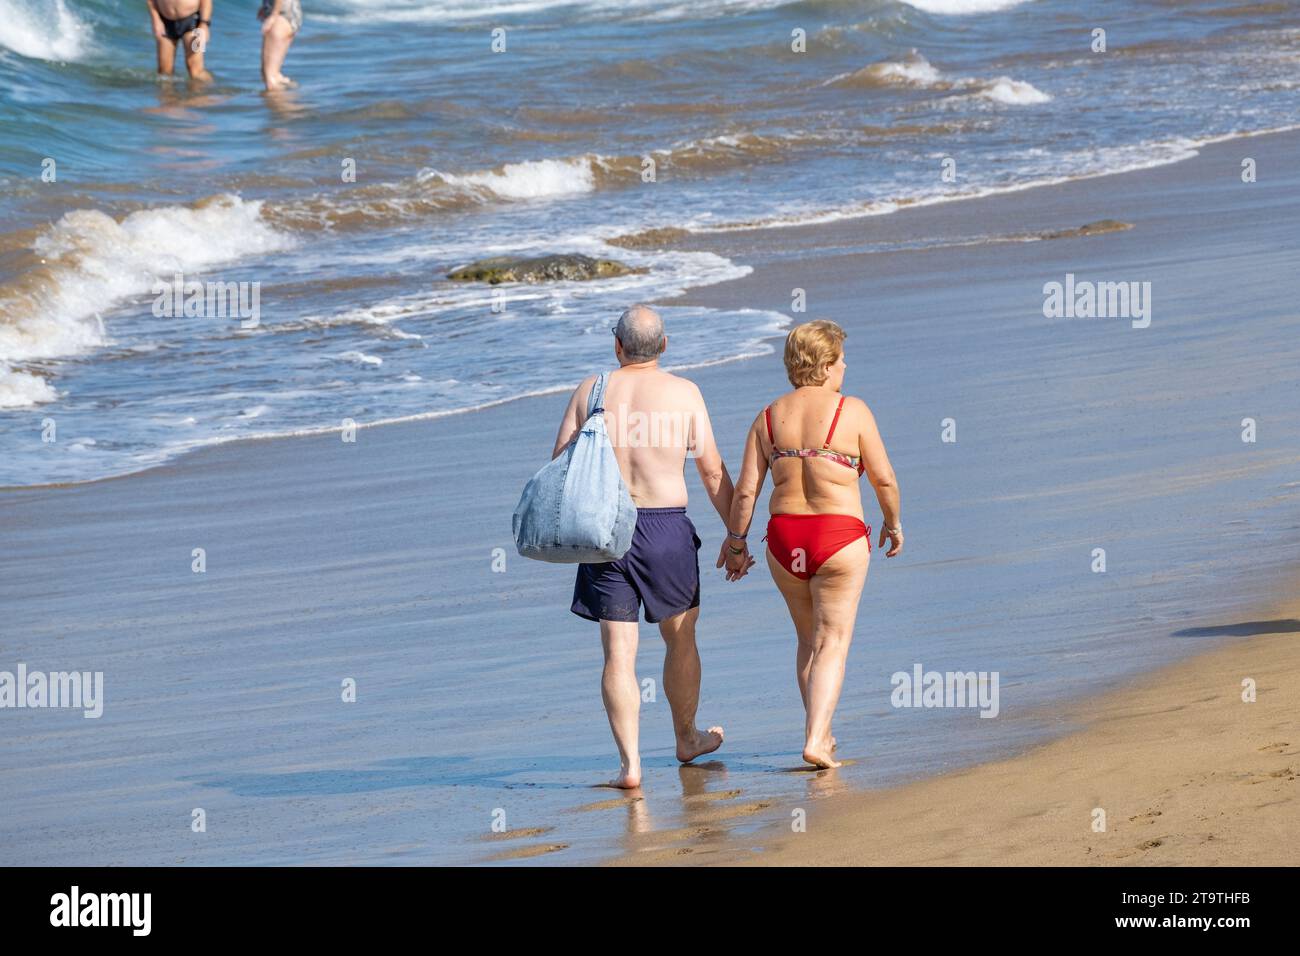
[337, 350, 384, 367]
[867, 56, 944, 86]
[898, 0, 1033, 14]
[678, 134, 1248, 234]
[0, 0, 90, 61]
[0, 196, 293, 367]
[0, 366, 57, 408]
[426, 157, 596, 200]
[830, 52, 1051, 104]
[978, 77, 1052, 104]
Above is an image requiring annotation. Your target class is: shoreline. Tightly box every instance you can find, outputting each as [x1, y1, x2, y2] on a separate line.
[6, 123, 1297, 494]
[2, 128, 1297, 867]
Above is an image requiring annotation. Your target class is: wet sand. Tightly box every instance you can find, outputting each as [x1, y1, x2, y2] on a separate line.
[614, 605, 1300, 865]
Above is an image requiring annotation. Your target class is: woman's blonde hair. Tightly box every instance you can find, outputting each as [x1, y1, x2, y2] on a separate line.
[783, 320, 846, 387]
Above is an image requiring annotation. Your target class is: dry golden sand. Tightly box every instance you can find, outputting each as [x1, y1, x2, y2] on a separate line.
[614, 603, 1300, 866]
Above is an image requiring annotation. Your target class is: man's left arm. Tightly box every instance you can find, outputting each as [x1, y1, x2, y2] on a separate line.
[197, 0, 213, 44]
[551, 375, 594, 459]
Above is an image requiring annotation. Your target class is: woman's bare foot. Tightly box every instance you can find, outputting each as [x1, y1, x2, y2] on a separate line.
[676, 725, 724, 763]
[803, 735, 841, 769]
[603, 764, 641, 789]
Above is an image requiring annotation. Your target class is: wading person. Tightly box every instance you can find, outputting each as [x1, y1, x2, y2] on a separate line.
[146, 0, 213, 83]
[258, 0, 303, 91]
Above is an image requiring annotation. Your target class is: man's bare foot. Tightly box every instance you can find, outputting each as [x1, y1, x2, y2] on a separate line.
[676, 726, 724, 763]
[803, 739, 841, 769]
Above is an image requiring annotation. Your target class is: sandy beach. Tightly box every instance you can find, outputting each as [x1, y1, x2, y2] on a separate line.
[2, 124, 1297, 867]
[614, 600, 1300, 866]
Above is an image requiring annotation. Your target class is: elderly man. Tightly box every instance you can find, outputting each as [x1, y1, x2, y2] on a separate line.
[551, 305, 753, 788]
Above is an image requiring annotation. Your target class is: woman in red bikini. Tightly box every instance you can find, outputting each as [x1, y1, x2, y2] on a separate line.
[724, 320, 902, 769]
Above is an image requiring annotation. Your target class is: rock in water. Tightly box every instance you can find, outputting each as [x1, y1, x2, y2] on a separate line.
[447, 254, 643, 284]
[1036, 219, 1134, 240]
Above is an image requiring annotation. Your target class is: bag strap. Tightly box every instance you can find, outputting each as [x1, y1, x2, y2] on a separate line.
[587, 371, 609, 417]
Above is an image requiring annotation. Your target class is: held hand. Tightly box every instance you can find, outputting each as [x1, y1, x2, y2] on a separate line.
[720, 541, 755, 581]
[878, 524, 903, 558]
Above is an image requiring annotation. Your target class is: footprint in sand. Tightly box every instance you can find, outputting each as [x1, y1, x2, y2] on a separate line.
[717, 801, 772, 819]
[685, 788, 743, 803]
[1257, 741, 1293, 754]
[1245, 767, 1296, 784]
[1129, 809, 1163, 824]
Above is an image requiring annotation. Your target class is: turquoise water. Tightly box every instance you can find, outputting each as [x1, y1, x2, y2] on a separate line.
[2, 0, 1298, 484]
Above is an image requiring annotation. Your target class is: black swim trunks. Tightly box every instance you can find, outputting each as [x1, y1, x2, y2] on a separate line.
[161, 12, 203, 41]
[571, 507, 701, 624]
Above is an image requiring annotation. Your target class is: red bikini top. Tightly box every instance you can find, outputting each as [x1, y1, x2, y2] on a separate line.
[764, 396, 865, 476]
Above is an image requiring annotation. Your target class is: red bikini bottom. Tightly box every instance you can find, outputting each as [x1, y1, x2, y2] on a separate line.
[764, 514, 871, 581]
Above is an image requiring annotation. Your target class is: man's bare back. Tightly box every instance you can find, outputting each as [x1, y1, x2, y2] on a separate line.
[556, 366, 714, 509]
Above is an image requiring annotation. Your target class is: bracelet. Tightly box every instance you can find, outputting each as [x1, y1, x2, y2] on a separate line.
[727, 544, 745, 555]
[727, 529, 747, 540]
[884, 525, 902, 535]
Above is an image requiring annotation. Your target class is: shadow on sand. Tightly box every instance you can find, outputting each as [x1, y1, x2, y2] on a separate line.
[1171, 618, 1300, 638]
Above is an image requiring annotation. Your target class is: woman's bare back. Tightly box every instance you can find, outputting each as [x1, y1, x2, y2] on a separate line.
[763, 388, 868, 518]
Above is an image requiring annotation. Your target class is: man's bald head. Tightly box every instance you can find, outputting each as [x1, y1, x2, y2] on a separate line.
[614, 305, 666, 363]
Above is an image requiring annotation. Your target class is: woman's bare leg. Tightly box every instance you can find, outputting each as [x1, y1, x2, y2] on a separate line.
[261, 17, 295, 90]
[769, 549, 836, 753]
[769, 551, 815, 698]
[802, 538, 869, 768]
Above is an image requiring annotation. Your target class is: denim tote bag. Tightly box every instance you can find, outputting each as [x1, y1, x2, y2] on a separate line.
[512, 371, 637, 563]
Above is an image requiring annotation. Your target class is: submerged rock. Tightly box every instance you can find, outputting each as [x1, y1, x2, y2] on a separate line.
[447, 254, 644, 284]
[606, 227, 692, 250]
[1037, 219, 1134, 240]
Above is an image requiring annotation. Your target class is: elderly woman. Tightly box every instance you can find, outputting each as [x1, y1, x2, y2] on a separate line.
[725, 320, 902, 769]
